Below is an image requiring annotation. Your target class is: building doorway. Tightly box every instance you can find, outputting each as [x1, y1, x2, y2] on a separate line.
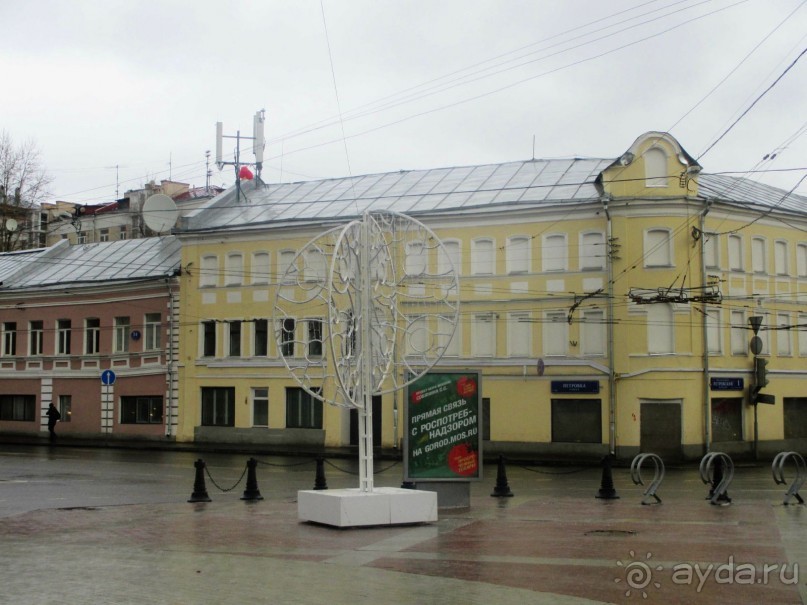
[640, 400, 682, 460]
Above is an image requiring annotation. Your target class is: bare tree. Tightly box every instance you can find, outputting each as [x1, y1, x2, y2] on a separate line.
[0, 131, 53, 251]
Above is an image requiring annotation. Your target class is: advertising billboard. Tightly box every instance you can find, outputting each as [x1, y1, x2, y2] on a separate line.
[404, 371, 482, 481]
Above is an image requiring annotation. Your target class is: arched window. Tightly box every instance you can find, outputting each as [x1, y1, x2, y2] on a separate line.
[644, 147, 668, 188]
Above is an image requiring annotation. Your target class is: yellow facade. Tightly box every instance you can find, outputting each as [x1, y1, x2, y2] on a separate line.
[175, 132, 807, 460]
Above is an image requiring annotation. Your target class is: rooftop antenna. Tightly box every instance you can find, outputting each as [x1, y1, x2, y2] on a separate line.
[205, 150, 211, 190]
[215, 109, 266, 204]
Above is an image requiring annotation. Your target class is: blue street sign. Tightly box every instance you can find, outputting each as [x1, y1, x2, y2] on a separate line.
[101, 370, 116, 385]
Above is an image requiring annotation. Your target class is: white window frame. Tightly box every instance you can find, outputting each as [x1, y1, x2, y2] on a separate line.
[644, 228, 673, 267]
[647, 304, 674, 355]
[730, 310, 746, 356]
[506, 236, 530, 275]
[777, 313, 792, 356]
[797, 243, 807, 277]
[728, 234, 743, 272]
[279, 249, 296, 285]
[471, 238, 495, 275]
[543, 311, 567, 356]
[56, 319, 71, 355]
[542, 233, 568, 272]
[85, 318, 100, 355]
[144, 313, 161, 351]
[799, 313, 807, 357]
[703, 232, 719, 269]
[405, 240, 427, 276]
[29, 321, 44, 356]
[225, 252, 244, 286]
[705, 308, 722, 355]
[113, 316, 130, 353]
[437, 315, 460, 357]
[251, 251, 270, 285]
[252, 387, 269, 427]
[774, 240, 788, 276]
[751, 237, 767, 274]
[200, 255, 218, 288]
[507, 312, 531, 357]
[438, 239, 461, 276]
[580, 309, 605, 356]
[471, 313, 496, 357]
[579, 231, 605, 271]
[644, 147, 668, 187]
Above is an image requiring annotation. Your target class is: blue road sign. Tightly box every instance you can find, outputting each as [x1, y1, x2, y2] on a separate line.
[101, 370, 116, 385]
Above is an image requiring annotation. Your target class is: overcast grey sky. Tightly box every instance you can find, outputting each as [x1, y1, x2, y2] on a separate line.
[2, 0, 805, 204]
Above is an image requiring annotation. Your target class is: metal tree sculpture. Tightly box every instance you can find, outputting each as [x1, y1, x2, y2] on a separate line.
[274, 211, 459, 492]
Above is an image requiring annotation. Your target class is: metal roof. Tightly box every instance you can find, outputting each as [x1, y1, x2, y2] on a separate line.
[180, 158, 614, 232]
[0, 248, 47, 283]
[0, 236, 180, 291]
[180, 158, 807, 233]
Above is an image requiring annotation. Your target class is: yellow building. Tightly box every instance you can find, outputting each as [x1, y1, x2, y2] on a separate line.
[174, 132, 807, 460]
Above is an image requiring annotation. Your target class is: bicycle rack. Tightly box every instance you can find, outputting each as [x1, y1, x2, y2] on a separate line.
[699, 452, 734, 505]
[630, 453, 665, 504]
[771, 451, 806, 505]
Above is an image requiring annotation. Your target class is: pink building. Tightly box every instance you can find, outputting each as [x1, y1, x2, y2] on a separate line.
[0, 237, 180, 441]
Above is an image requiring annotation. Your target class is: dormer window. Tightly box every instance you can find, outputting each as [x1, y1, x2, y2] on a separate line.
[644, 147, 668, 188]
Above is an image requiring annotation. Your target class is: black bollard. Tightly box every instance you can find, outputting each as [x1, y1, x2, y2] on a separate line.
[490, 454, 514, 497]
[596, 455, 619, 500]
[241, 458, 264, 501]
[313, 456, 328, 490]
[708, 456, 731, 505]
[188, 458, 212, 503]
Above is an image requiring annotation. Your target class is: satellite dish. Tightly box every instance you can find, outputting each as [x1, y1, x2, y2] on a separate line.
[142, 194, 179, 233]
[5, 219, 17, 232]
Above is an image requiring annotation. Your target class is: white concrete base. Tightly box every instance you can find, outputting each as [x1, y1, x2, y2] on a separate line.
[298, 487, 438, 527]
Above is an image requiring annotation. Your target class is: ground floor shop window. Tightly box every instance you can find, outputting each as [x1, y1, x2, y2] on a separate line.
[286, 387, 322, 429]
[58, 395, 72, 422]
[121, 396, 163, 424]
[711, 397, 742, 442]
[0, 395, 35, 421]
[201, 387, 235, 426]
[551, 399, 601, 443]
[783, 397, 807, 439]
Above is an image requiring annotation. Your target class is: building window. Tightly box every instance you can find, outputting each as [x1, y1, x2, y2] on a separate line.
[728, 234, 743, 271]
[29, 321, 44, 356]
[2, 322, 17, 356]
[405, 241, 427, 276]
[799, 314, 807, 356]
[119, 226, 127, 240]
[730, 310, 746, 355]
[542, 233, 567, 272]
[471, 314, 495, 357]
[253, 388, 269, 427]
[227, 321, 242, 357]
[552, 399, 602, 443]
[581, 310, 605, 356]
[644, 228, 672, 267]
[711, 398, 742, 442]
[304, 249, 327, 283]
[200, 255, 218, 288]
[85, 318, 100, 354]
[286, 387, 322, 429]
[253, 319, 268, 356]
[57, 319, 71, 355]
[0, 395, 35, 421]
[280, 318, 295, 357]
[783, 398, 807, 439]
[797, 243, 807, 277]
[114, 317, 130, 353]
[121, 396, 163, 424]
[202, 321, 216, 357]
[751, 237, 766, 274]
[406, 316, 428, 356]
[543, 311, 567, 356]
[99, 228, 109, 242]
[307, 319, 323, 357]
[647, 304, 674, 354]
[437, 316, 459, 357]
[507, 312, 531, 357]
[438, 239, 461, 275]
[703, 233, 719, 269]
[579, 231, 605, 271]
[506, 236, 530, 274]
[58, 395, 72, 423]
[78, 231, 87, 244]
[777, 313, 792, 356]
[644, 147, 668, 187]
[471, 238, 494, 275]
[774, 240, 788, 276]
[225, 253, 243, 286]
[279, 250, 297, 284]
[251, 252, 270, 285]
[144, 313, 161, 351]
[201, 387, 235, 426]
[705, 309, 721, 354]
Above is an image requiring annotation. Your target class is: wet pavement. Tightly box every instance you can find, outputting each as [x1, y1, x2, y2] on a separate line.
[0, 445, 805, 604]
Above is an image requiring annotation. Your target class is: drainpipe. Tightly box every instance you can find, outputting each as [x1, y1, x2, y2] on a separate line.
[166, 277, 176, 438]
[699, 200, 713, 453]
[602, 197, 616, 456]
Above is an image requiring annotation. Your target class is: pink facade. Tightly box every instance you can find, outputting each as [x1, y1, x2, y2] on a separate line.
[0, 282, 178, 440]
